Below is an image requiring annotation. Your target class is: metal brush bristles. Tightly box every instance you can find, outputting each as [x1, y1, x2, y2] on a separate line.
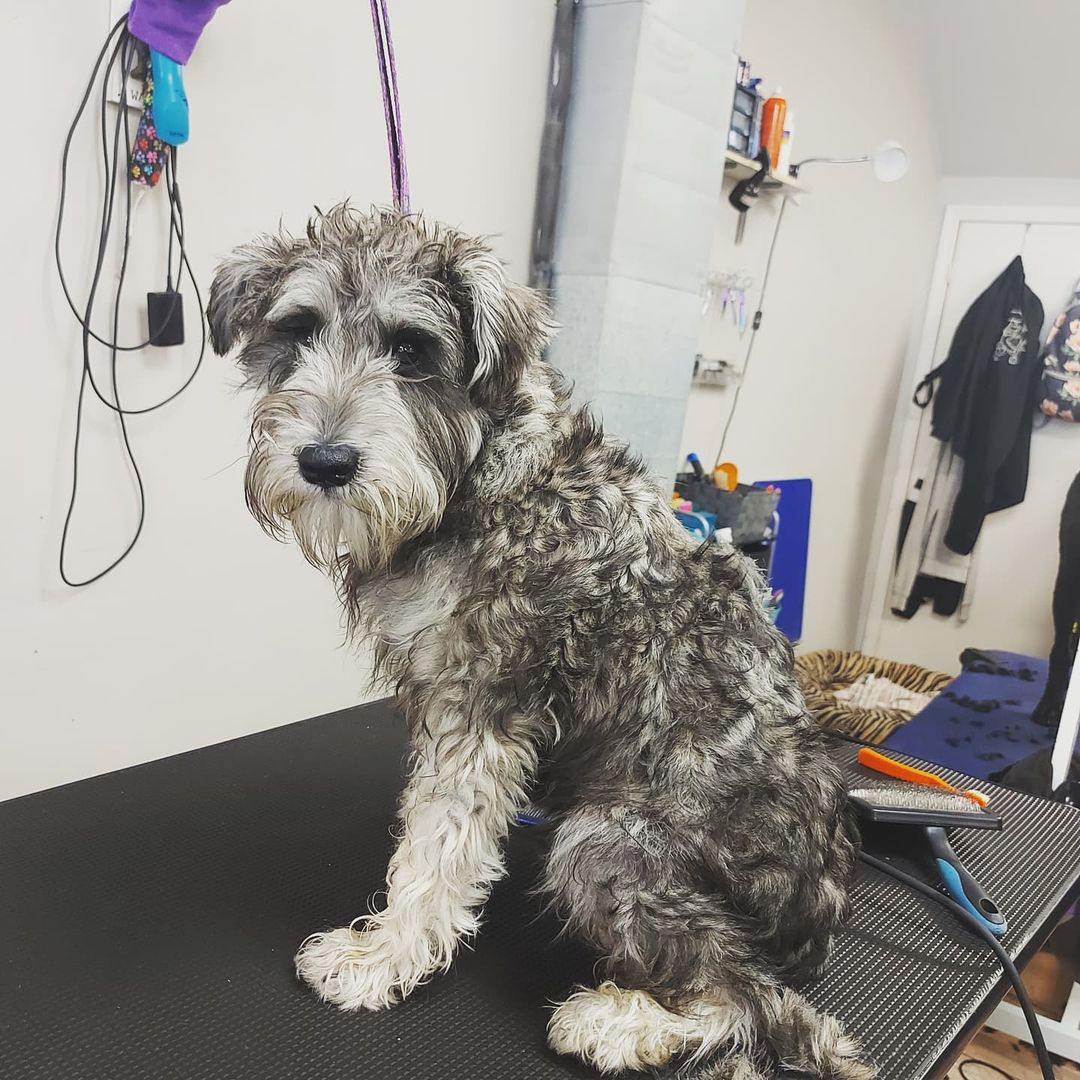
[848, 784, 1003, 830]
[849, 786, 984, 812]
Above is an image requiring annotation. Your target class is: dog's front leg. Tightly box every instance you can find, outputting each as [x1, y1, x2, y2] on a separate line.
[295, 715, 536, 1010]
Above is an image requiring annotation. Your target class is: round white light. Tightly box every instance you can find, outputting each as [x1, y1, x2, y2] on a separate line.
[872, 141, 910, 182]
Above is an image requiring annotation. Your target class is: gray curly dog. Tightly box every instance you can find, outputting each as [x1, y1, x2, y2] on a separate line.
[209, 206, 870, 1080]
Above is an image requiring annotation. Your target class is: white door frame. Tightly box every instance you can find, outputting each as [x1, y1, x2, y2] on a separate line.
[857, 203, 1080, 669]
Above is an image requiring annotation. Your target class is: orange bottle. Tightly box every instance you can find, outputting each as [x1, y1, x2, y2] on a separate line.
[759, 88, 787, 170]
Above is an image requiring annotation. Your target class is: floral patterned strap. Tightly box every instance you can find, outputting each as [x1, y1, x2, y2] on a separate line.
[130, 63, 168, 187]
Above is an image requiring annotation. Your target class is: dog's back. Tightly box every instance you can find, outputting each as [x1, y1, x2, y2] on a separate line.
[410, 362, 864, 1076]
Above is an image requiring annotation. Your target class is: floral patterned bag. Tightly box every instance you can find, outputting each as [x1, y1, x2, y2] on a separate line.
[1039, 281, 1080, 422]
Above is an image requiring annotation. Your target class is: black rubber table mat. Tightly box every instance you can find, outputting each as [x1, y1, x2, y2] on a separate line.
[2, 702, 1080, 1080]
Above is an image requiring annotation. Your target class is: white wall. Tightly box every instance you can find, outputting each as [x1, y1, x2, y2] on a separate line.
[905, 0, 1080, 180]
[940, 177, 1080, 209]
[0, 0, 553, 800]
[678, 0, 942, 652]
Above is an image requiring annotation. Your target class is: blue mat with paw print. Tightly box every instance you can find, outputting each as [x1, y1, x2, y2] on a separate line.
[881, 648, 1056, 778]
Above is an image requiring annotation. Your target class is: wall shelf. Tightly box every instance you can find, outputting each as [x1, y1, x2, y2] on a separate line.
[723, 150, 806, 193]
[692, 355, 738, 387]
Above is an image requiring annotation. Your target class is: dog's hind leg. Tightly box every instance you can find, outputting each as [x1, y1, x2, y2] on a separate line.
[544, 804, 761, 1072]
[543, 805, 873, 1078]
[546, 979, 759, 1074]
[547, 983, 872, 1078]
[296, 711, 537, 1010]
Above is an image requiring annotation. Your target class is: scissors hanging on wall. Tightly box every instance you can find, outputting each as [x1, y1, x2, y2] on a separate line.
[704, 271, 754, 335]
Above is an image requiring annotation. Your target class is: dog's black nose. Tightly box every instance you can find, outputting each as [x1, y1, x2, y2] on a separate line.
[297, 444, 360, 489]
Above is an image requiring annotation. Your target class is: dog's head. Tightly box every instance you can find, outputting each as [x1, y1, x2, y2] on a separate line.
[209, 205, 552, 573]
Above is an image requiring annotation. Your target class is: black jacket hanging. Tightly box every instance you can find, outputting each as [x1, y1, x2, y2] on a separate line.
[914, 255, 1044, 555]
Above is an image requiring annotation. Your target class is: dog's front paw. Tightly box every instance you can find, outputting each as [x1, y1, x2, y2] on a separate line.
[295, 922, 431, 1011]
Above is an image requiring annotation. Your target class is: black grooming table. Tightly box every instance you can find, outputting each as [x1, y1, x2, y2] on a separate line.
[3, 701, 1080, 1080]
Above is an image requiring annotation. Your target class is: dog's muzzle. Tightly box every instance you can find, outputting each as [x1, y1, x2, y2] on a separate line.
[297, 444, 361, 489]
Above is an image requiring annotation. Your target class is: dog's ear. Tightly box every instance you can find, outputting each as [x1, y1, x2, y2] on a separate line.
[447, 244, 554, 411]
[207, 235, 294, 355]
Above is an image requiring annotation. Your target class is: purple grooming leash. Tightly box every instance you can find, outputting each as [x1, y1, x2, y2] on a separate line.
[369, 0, 410, 213]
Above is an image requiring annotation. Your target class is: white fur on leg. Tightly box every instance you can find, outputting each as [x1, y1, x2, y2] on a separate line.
[297, 718, 538, 1011]
[547, 982, 754, 1074]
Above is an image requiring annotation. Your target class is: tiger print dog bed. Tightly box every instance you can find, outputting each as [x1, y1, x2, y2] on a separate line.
[795, 649, 951, 744]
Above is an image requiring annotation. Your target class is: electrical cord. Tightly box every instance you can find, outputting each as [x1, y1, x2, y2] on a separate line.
[166, 158, 177, 291]
[58, 22, 205, 586]
[959, 1059, 1018, 1080]
[54, 16, 147, 351]
[102, 36, 147, 584]
[72, 59, 200, 417]
[82, 150, 207, 418]
[960, 1062, 1018, 1080]
[60, 32, 145, 587]
[858, 851, 1056, 1080]
[55, 20, 189, 369]
[714, 195, 789, 465]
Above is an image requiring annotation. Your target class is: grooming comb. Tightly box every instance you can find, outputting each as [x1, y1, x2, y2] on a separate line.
[857, 746, 990, 808]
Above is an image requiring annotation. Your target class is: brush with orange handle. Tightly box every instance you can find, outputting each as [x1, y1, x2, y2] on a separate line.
[856, 746, 990, 808]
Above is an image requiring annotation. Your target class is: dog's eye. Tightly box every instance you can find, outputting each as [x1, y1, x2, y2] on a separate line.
[390, 331, 434, 378]
[272, 311, 319, 346]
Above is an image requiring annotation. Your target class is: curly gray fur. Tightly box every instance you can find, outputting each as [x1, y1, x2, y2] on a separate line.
[210, 205, 870, 1079]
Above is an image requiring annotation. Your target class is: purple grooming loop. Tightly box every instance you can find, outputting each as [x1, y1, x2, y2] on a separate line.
[369, 0, 410, 213]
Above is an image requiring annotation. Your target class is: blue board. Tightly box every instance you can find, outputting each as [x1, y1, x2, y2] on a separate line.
[754, 478, 811, 643]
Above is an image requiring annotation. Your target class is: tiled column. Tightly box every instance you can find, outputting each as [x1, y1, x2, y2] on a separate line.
[547, 0, 745, 482]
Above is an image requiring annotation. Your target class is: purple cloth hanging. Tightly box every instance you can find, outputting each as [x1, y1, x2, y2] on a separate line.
[127, 0, 231, 64]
